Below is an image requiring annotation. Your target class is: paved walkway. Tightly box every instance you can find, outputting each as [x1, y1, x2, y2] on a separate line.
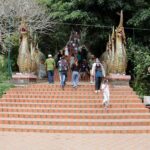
[0, 132, 150, 150]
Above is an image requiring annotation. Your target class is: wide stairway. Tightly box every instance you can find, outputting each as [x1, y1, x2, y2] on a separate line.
[0, 83, 150, 134]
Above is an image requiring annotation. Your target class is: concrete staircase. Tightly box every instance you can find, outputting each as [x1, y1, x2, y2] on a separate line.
[0, 83, 150, 134]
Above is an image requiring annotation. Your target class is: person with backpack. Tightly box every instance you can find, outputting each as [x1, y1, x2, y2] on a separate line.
[57, 56, 68, 90]
[91, 58, 105, 93]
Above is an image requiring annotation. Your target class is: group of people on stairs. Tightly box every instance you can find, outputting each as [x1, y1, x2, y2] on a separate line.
[44, 53, 110, 111]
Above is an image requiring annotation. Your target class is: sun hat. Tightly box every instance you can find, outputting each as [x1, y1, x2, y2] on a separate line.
[48, 54, 52, 57]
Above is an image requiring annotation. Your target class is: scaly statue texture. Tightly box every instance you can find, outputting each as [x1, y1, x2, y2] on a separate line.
[17, 20, 45, 74]
[101, 10, 127, 75]
[17, 20, 31, 73]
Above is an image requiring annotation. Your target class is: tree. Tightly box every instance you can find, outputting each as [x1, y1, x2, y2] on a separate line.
[126, 0, 150, 47]
[127, 38, 150, 97]
[0, 0, 54, 54]
[41, 0, 150, 96]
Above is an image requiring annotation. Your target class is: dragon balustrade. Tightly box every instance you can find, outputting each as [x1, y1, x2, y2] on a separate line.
[17, 19, 44, 74]
[101, 10, 127, 75]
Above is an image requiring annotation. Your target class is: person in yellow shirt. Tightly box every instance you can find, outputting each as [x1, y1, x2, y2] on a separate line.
[45, 54, 55, 84]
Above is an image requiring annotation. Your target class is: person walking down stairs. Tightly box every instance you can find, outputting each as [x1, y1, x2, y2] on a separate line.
[45, 54, 55, 84]
[70, 53, 75, 69]
[58, 56, 68, 90]
[71, 59, 80, 88]
[91, 58, 105, 93]
[79, 59, 90, 81]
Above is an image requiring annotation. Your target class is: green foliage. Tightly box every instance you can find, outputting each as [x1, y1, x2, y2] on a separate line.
[2, 32, 19, 72]
[127, 38, 150, 97]
[0, 55, 5, 68]
[0, 0, 149, 99]
[0, 56, 15, 97]
[9, 33, 19, 71]
[0, 55, 10, 82]
[0, 72, 9, 83]
[39, 24, 70, 56]
[128, 8, 150, 27]
[64, 10, 90, 21]
[0, 83, 14, 97]
[4, 32, 19, 47]
[27, 1, 146, 62]
[0, 55, 14, 97]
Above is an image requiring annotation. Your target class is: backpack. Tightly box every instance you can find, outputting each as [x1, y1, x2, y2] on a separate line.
[95, 64, 103, 77]
[58, 59, 68, 72]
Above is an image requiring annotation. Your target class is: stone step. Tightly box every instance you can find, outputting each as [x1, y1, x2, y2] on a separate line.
[8, 85, 134, 89]
[6, 91, 136, 95]
[2, 94, 138, 99]
[11, 85, 133, 92]
[1, 112, 150, 119]
[1, 124, 150, 133]
[9, 86, 133, 91]
[8, 90, 134, 94]
[0, 98, 141, 103]
[1, 118, 150, 126]
[0, 82, 149, 134]
[0, 107, 149, 113]
[29, 84, 130, 88]
[6, 90, 133, 94]
[0, 102, 145, 108]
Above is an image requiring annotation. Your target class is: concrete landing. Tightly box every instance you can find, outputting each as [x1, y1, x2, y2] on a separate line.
[0, 132, 150, 150]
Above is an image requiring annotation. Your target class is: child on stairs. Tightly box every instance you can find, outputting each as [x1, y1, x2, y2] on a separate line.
[101, 79, 110, 111]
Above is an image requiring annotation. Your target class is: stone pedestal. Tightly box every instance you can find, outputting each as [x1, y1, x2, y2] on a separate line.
[12, 73, 37, 85]
[106, 74, 131, 86]
[144, 96, 150, 106]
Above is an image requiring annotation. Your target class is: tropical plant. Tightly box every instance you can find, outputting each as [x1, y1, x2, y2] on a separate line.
[127, 38, 150, 97]
[0, 0, 54, 54]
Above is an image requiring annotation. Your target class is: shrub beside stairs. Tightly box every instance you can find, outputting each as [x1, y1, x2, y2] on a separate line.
[0, 83, 150, 134]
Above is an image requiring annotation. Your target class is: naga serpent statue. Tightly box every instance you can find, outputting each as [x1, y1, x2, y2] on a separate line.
[17, 20, 45, 74]
[101, 10, 127, 75]
[17, 20, 31, 73]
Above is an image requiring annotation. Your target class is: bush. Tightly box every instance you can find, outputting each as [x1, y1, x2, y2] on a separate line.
[0, 55, 10, 82]
[0, 55, 14, 97]
[0, 83, 14, 97]
[127, 38, 150, 98]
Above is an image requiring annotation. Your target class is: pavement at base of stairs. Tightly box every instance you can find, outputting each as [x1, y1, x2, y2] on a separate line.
[0, 132, 150, 150]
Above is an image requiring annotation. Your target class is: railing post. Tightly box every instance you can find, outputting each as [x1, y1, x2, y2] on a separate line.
[7, 16, 12, 78]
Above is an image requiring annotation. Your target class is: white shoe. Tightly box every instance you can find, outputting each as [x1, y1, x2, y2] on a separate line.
[95, 90, 98, 93]
[98, 90, 100, 92]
